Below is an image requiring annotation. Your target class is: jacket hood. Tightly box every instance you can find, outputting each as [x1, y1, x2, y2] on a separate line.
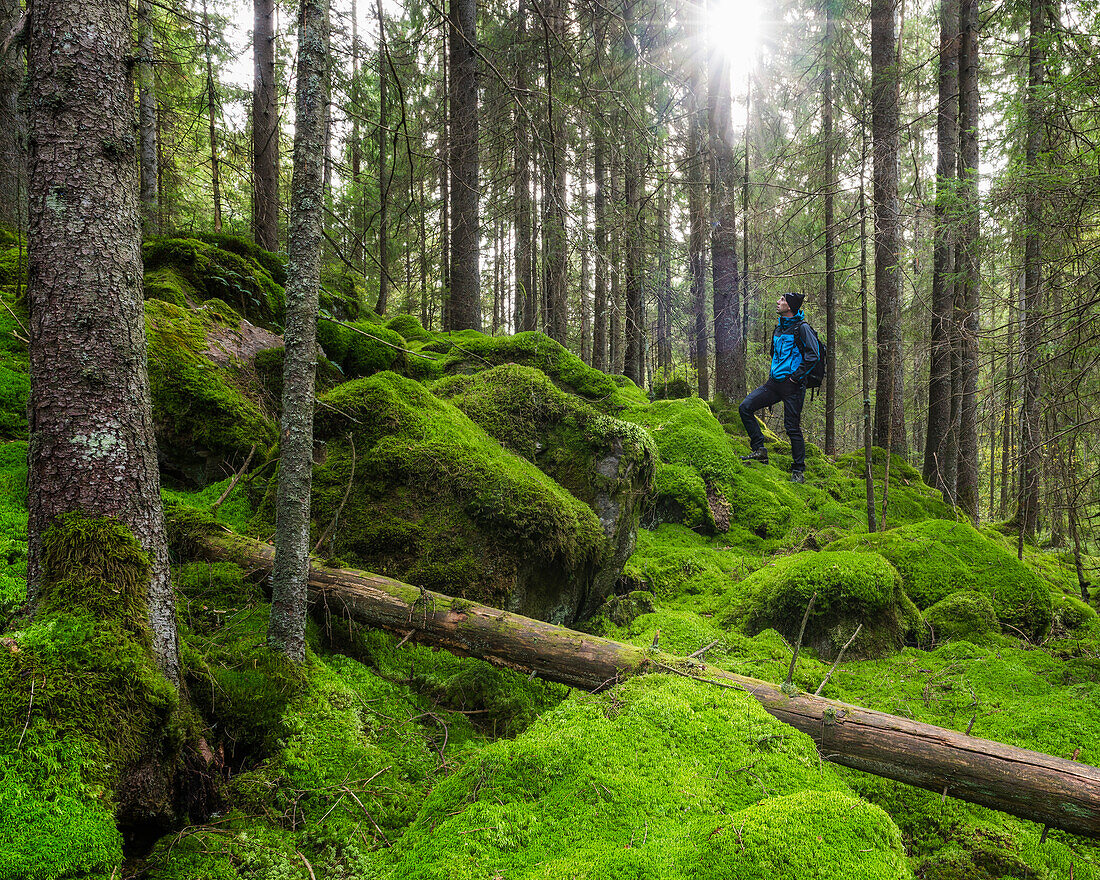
[779, 310, 805, 328]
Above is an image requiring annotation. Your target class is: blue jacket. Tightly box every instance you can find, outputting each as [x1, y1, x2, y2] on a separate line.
[770, 311, 820, 383]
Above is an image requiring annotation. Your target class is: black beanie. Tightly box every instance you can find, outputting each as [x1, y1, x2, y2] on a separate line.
[784, 292, 805, 314]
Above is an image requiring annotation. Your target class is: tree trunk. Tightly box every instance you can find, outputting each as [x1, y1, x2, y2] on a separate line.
[624, 156, 645, 386]
[1020, 0, 1046, 539]
[375, 0, 391, 315]
[0, 0, 23, 229]
[923, 0, 959, 498]
[593, 120, 609, 370]
[709, 44, 745, 402]
[542, 0, 568, 343]
[515, 0, 536, 333]
[27, 0, 178, 683]
[822, 0, 837, 455]
[447, 0, 481, 330]
[688, 49, 709, 400]
[955, 0, 980, 521]
[860, 130, 878, 532]
[657, 156, 672, 373]
[253, 0, 279, 251]
[350, 0, 363, 270]
[871, 0, 905, 454]
[268, 0, 328, 663]
[202, 0, 223, 234]
[136, 0, 159, 236]
[196, 531, 1100, 841]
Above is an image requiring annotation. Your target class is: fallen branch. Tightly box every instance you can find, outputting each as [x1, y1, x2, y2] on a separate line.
[211, 445, 257, 514]
[814, 623, 862, 697]
[193, 528, 1100, 840]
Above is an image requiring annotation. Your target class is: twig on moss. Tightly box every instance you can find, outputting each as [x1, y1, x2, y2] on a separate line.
[1, 299, 28, 345]
[211, 445, 256, 514]
[16, 674, 35, 749]
[318, 314, 440, 360]
[689, 639, 720, 659]
[297, 852, 317, 880]
[785, 591, 818, 688]
[313, 432, 355, 555]
[814, 623, 862, 697]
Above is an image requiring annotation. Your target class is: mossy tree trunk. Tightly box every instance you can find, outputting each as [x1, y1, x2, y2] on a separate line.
[253, 0, 279, 252]
[26, 0, 179, 684]
[268, 0, 328, 663]
[195, 531, 1100, 840]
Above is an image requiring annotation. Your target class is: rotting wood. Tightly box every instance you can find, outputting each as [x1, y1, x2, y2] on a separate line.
[195, 529, 1100, 839]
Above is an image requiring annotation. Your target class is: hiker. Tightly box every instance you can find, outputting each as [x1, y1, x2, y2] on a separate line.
[738, 292, 820, 484]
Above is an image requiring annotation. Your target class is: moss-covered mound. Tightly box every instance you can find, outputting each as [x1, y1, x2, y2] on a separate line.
[425, 331, 649, 410]
[284, 371, 612, 623]
[145, 298, 278, 488]
[317, 316, 407, 378]
[827, 519, 1053, 641]
[623, 397, 800, 541]
[384, 675, 908, 880]
[0, 515, 181, 877]
[924, 590, 1001, 645]
[143, 237, 285, 329]
[729, 550, 921, 659]
[433, 364, 657, 603]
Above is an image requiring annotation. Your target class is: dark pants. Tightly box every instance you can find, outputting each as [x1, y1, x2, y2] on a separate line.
[739, 378, 806, 472]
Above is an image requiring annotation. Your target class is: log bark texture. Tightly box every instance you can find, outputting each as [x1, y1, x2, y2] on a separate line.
[197, 530, 1100, 839]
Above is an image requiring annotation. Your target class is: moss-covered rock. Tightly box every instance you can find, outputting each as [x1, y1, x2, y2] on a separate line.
[924, 590, 1001, 645]
[383, 675, 904, 880]
[729, 550, 914, 659]
[386, 313, 434, 343]
[426, 331, 649, 410]
[261, 372, 613, 623]
[143, 237, 285, 328]
[433, 364, 657, 607]
[826, 519, 1053, 641]
[145, 298, 278, 487]
[316, 316, 407, 378]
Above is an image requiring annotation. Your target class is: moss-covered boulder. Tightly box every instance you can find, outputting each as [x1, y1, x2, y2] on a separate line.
[289, 372, 615, 623]
[623, 397, 799, 541]
[924, 590, 1001, 645]
[383, 675, 907, 880]
[316, 316, 407, 378]
[433, 364, 657, 605]
[143, 237, 285, 329]
[729, 550, 919, 659]
[827, 519, 1053, 641]
[425, 331, 649, 410]
[145, 299, 278, 487]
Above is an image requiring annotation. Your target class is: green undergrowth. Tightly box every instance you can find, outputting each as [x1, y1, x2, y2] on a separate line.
[143, 238, 285, 329]
[382, 675, 910, 880]
[0, 285, 28, 442]
[145, 298, 277, 488]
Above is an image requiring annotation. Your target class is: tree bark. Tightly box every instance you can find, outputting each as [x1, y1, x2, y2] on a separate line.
[196, 530, 1100, 840]
[822, 0, 837, 455]
[27, 0, 178, 683]
[860, 130, 878, 532]
[954, 0, 980, 521]
[1020, 0, 1046, 539]
[0, 0, 23, 229]
[268, 0, 328, 663]
[871, 0, 905, 454]
[136, 0, 159, 236]
[688, 44, 709, 400]
[202, 0, 223, 234]
[447, 0, 481, 330]
[542, 0, 568, 343]
[515, 0, 536, 333]
[709, 43, 745, 402]
[593, 120, 609, 371]
[253, 0, 279, 252]
[375, 0, 391, 315]
[923, 0, 959, 499]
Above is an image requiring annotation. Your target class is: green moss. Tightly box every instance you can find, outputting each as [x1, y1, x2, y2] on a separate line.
[143, 264, 196, 308]
[143, 237, 285, 328]
[0, 294, 29, 442]
[386, 313, 434, 343]
[194, 232, 287, 287]
[426, 331, 649, 410]
[0, 244, 26, 288]
[383, 675, 890, 880]
[145, 298, 277, 487]
[924, 590, 1001, 645]
[317, 316, 407, 378]
[319, 264, 369, 320]
[693, 790, 909, 880]
[827, 519, 1053, 641]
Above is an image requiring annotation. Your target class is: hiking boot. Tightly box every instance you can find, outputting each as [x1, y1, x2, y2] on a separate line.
[741, 448, 769, 465]
[789, 470, 805, 484]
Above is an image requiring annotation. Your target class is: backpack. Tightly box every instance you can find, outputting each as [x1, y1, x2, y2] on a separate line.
[795, 322, 827, 397]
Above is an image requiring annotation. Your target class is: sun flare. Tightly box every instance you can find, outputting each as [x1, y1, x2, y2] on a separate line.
[706, 0, 763, 86]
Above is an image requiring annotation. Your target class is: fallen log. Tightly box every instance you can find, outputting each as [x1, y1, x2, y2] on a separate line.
[196, 528, 1100, 839]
